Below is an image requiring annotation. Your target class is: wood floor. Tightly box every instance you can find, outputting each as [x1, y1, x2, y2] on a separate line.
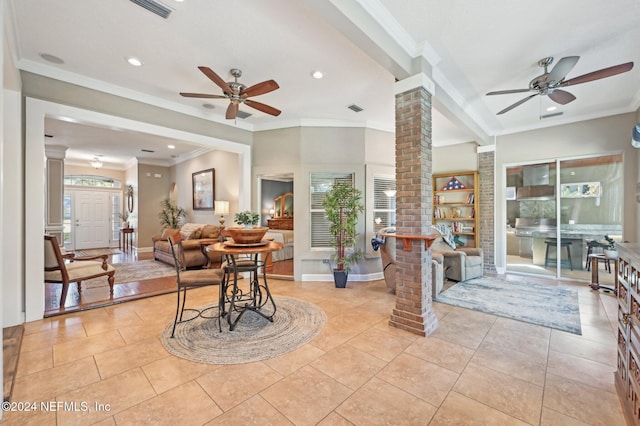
[45, 251, 294, 317]
[2, 325, 24, 402]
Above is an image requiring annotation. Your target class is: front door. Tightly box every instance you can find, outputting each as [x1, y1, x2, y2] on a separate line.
[75, 190, 110, 249]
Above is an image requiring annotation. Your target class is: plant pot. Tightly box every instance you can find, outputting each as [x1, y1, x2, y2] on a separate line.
[333, 270, 348, 288]
[604, 249, 619, 260]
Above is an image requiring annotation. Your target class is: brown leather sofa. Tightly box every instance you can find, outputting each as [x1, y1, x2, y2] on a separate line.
[152, 223, 222, 268]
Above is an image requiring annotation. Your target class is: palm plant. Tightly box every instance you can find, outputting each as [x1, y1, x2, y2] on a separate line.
[322, 181, 364, 278]
[158, 198, 186, 229]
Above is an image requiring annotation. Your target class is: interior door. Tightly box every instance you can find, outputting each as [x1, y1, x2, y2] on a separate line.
[75, 190, 110, 249]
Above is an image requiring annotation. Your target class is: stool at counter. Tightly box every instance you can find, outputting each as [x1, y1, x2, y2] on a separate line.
[585, 239, 610, 272]
[544, 239, 573, 270]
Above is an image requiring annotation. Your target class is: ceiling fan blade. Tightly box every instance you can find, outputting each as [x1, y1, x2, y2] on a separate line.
[180, 92, 227, 99]
[226, 103, 239, 120]
[198, 66, 233, 94]
[241, 80, 279, 98]
[486, 88, 532, 95]
[548, 89, 576, 105]
[244, 99, 282, 116]
[561, 62, 634, 86]
[496, 94, 538, 115]
[547, 56, 579, 83]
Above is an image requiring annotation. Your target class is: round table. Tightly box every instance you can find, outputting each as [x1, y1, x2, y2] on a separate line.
[206, 240, 284, 330]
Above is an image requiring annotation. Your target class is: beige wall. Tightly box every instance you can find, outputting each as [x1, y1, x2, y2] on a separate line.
[64, 164, 126, 182]
[137, 164, 172, 250]
[173, 149, 241, 229]
[433, 142, 479, 173]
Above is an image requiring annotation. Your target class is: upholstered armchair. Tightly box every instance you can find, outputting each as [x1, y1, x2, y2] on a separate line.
[44, 235, 116, 306]
[430, 226, 483, 282]
[372, 227, 445, 298]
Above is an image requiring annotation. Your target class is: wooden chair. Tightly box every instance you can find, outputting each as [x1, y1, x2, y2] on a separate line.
[168, 233, 225, 337]
[44, 235, 116, 307]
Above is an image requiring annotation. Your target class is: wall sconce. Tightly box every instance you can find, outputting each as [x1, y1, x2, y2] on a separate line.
[214, 200, 230, 228]
[384, 189, 397, 197]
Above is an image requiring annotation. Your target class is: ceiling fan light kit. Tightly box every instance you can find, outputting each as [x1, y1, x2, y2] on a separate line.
[487, 56, 634, 115]
[180, 67, 281, 120]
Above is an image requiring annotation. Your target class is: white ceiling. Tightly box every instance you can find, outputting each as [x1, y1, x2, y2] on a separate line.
[7, 0, 640, 166]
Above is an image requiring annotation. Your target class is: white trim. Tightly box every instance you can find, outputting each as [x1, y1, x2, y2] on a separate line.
[301, 272, 383, 282]
[477, 144, 496, 153]
[394, 73, 435, 96]
[25, 97, 252, 321]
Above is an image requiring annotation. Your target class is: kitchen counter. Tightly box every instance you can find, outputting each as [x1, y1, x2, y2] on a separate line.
[529, 226, 622, 270]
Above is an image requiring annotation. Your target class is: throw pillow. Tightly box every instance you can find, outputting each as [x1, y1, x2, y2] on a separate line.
[431, 224, 456, 250]
[189, 228, 202, 239]
[179, 223, 204, 240]
[201, 224, 220, 239]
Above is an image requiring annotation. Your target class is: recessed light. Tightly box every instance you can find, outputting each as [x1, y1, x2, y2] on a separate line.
[312, 70, 324, 79]
[40, 53, 64, 64]
[168, 145, 175, 149]
[126, 56, 143, 67]
[546, 106, 557, 112]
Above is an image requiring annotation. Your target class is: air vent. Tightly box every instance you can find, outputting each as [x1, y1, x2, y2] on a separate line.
[236, 110, 252, 119]
[130, 0, 172, 19]
[348, 104, 364, 112]
[540, 111, 563, 119]
[141, 149, 155, 153]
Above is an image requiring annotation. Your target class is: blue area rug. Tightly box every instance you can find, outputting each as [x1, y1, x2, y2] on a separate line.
[436, 276, 581, 335]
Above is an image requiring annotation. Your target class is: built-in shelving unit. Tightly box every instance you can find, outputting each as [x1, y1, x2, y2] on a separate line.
[433, 171, 479, 248]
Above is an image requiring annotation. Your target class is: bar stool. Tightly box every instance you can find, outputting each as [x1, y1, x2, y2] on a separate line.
[585, 240, 610, 272]
[544, 239, 573, 270]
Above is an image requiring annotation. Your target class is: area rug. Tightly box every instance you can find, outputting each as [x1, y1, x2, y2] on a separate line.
[435, 276, 581, 335]
[84, 260, 176, 288]
[161, 296, 327, 364]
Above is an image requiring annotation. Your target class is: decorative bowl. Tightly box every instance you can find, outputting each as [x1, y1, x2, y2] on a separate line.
[225, 227, 269, 244]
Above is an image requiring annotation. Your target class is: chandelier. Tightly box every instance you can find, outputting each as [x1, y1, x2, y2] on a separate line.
[89, 157, 103, 169]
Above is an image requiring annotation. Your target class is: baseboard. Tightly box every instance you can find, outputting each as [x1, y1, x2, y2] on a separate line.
[301, 272, 383, 282]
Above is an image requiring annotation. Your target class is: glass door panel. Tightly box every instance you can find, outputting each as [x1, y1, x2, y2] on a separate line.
[506, 161, 556, 276]
[558, 154, 623, 283]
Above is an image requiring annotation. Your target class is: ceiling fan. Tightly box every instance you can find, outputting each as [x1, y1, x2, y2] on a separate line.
[180, 67, 281, 120]
[486, 56, 634, 115]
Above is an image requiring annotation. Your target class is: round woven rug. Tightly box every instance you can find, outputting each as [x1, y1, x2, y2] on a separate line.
[161, 296, 326, 364]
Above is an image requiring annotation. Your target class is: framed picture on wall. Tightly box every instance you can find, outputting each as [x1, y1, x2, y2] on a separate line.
[192, 168, 215, 210]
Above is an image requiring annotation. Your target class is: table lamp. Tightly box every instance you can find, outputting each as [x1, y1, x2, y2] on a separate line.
[269, 208, 275, 218]
[214, 200, 230, 228]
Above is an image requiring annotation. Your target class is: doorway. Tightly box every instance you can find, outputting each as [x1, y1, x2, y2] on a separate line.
[261, 176, 294, 279]
[505, 154, 623, 284]
[64, 189, 122, 251]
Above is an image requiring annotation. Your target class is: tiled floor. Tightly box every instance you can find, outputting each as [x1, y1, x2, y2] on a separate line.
[2, 275, 625, 425]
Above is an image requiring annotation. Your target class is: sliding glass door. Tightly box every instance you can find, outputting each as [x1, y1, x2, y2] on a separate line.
[506, 154, 623, 282]
[557, 154, 622, 284]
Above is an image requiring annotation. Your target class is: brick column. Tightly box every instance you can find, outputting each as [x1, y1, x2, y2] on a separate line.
[389, 76, 438, 336]
[478, 147, 496, 273]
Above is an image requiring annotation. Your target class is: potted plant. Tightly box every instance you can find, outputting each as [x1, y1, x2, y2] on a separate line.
[234, 211, 260, 229]
[322, 181, 364, 288]
[229, 210, 267, 244]
[158, 198, 186, 229]
[604, 235, 618, 259]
